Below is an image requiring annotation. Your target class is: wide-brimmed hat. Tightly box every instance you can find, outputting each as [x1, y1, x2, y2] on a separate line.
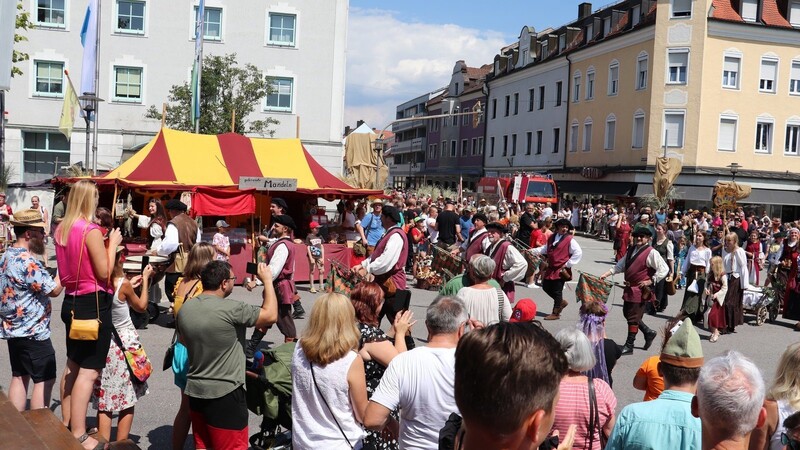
[271, 197, 288, 212]
[485, 222, 508, 234]
[371, 198, 384, 206]
[670, 218, 681, 225]
[381, 205, 401, 224]
[216, 220, 230, 228]
[272, 214, 297, 231]
[554, 218, 573, 230]
[10, 209, 47, 228]
[632, 225, 653, 237]
[165, 199, 187, 212]
[472, 212, 488, 224]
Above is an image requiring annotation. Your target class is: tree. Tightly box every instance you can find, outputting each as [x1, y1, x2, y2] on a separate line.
[145, 53, 279, 136]
[12, 1, 33, 77]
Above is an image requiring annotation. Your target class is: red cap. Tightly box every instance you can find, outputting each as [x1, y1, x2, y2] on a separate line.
[309, 221, 321, 229]
[510, 298, 537, 323]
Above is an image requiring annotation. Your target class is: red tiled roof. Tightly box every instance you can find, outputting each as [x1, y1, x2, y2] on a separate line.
[610, 12, 630, 35]
[711, 0, 743, 22]
[466, 64, 492, 80]
[762, 0, 792, 27]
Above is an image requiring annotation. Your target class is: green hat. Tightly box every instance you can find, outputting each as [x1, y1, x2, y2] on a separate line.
[660, 319, 704, 368]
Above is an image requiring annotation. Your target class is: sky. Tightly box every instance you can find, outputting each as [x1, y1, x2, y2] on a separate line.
[345, 0, 582, 129]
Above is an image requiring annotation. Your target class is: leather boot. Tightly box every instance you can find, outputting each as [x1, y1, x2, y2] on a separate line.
[292, 300, 306, 320]
[246, 328, 267, 360]
[544, 300, 569, 320]
[620, 332, 637, 355]
[640, 322, 658, 350]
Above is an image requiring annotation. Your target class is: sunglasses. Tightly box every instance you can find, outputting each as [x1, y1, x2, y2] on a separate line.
[782, 432, 800, 450]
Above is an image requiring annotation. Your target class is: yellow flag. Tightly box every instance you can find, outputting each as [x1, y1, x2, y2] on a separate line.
[59, 71, 80, 140]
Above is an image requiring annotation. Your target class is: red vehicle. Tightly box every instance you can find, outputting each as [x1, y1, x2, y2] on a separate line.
[476, 174, 558, 206]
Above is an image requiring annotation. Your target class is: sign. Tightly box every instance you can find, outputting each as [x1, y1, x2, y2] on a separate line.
[713, 183, 738, 212]
[239, 177, 298, 191]
[511, 175, 522, 202]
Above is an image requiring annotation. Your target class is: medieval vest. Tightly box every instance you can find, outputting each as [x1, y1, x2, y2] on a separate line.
[267, 237, 296, 305]
[653, 237, 669, 260]
[370, 226, 409, 291]
[465, 228, 487, 262]
[623, 245, 655, 304]
[166, 213, 199, 273]
[543, 233, 573, 280]
[486, 239, 516, 303]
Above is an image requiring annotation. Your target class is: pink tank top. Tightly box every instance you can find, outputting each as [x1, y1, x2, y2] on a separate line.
[55, 219, 113, 295]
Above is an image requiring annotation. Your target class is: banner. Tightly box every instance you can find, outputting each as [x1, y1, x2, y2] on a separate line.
[713, 181, 751, 212]
[80, 0, 98, 113]
[653, 157, 682, 199]
[576, 272, 613, 304]
[59, 71, 80, 140]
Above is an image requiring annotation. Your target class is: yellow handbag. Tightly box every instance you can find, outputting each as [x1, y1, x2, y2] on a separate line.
[68, 224, 101, 341]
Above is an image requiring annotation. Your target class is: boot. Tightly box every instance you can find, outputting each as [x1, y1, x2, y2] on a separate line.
[246, 328, 267, 360]
[544, 300, 569, 320]
[292, 300, 306, 320]
[640, 322, 658, 350]
[620, 332, 637, 356]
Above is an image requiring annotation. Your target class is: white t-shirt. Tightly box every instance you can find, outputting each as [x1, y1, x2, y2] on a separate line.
[370, 346, 459, 450]
[456, 286, 511, 328]
[542, 207, 553, 219]
[342, 211, 359, 241]
[426, 217, 438, 244]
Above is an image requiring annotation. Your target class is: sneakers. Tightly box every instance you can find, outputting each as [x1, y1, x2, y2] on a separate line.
[526, 283, 540, 289]
[309, 288, 318, 294]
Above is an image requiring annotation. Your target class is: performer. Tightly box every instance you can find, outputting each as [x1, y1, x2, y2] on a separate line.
[464, 212, 490, 265]
[246, 214, 297, 357]
[529, 218, 583, 320]
[651, 223, 675, 314]
[780, 228, 800, 330]
[483, 222, 527, 304]
[600, 227, 669, 355]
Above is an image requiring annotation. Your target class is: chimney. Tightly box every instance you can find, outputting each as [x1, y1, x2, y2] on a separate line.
[357, 120, 364, 128]
[344, 126, 351, 136]
[579, 2, 592, 19]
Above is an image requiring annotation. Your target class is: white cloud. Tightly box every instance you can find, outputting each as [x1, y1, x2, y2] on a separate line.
[345, 8, 507, 129]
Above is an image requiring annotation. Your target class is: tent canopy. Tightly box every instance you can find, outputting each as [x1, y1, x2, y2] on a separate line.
[96, 128, 380, 197]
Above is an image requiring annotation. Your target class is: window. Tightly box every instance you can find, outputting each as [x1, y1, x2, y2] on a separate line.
[462, 113, 469, 126]
[502, 135, 508, 157]
[477, 137, 484, 155]
[491, 98, 497, 119]
[265, 77, 293, 111]
[22, 131, 71, 183]
[504, 95, 510, 116]
[113, 66, 142, 102]
[440, 140, 446, 156]
[605, 117, 616, 150]
[786, 124, 800, 155]
[718, 116, 738, 152]
[116, 1, 145, 33]
[583, 120, 593, 152]
[513, 93, 519, 115]
[432, 117, 439, 132]
[603, 17, 611, 36]
[526, 132, 532, 155]
[760, 58, 778, 93]
[633, 113, 645, 149]
[490, 137, 495, 157]
[429, 144, 437, 159]
[555, 81, 563, 106]
[573, 72, 581, 102]
[637, 54, 648, 89]
[528, 88, 535, 112]
[570, 122, 579, 152]
[586, 24, 594, 43]
[552, 128, 560, 153]
[608, 63, 619, 95]
[195, 6, 222, 40]
[541, 41, 548, 58]
[672, 0, 691, 17]
[722, 56, 740, 89]
[741, 0, 758, 22]
[792, 1, 800, 27]
[558, 34, 566, 52]
[36, 0, 66, 27]
[632, 5, 641, 26]
[586, 70, 595, 99]
[667, 50, 688, 84]
[536, 130, 543, 155]
[755, 121, 773, 153]
[471, 138, 477, 156]
[791, 61, 800, 94]
[34, 61, 63, 96]
[451, 140, 457, 157]
[538, 86, 545, 109]
[268, 13, 296, 46]
[461, 139, 468, 156]
[512, 134, 517, 156]
[663, 111, 685, 148]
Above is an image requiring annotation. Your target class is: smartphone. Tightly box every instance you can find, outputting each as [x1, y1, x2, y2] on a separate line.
[392, 290, 412, 312]
[140, 255, 149, 274]
[246, 262, 258, 275]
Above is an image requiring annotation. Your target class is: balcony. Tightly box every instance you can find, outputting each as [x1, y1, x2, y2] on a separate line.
[391, 137, 424, 155]
[392, 117, 426, 133]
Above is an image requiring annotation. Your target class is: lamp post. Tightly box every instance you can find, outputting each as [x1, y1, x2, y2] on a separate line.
[727, 162, 741, 182]
[78, 93, 104, 174]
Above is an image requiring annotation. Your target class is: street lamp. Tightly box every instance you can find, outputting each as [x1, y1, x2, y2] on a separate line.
[727, 162, 741, 182]
[78, 93, 104, 175]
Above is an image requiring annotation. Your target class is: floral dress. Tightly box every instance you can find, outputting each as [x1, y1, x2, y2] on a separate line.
[358, 322, 398, 450]
[92, 280, 148, 412]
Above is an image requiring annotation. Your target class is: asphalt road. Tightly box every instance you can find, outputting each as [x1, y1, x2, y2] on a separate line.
[0, 236, 794, 449]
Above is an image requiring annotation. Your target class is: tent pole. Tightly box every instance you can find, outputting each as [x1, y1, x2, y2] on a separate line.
[296, 116, 300, 138]
[111, 181, 120, 221]
[161, 103, 166, 128]
[231, 109, 236, 133]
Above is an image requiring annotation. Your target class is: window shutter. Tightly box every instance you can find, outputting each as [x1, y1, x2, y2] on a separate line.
[742, 0, 758, 21]
[791, 1, 800, 26]
[791, 62, 800, 80]
[718, 119, 736, 151]
[664, 114, 683, 147]
[724, 57, 739, 73]
[761, 60, 777, 80]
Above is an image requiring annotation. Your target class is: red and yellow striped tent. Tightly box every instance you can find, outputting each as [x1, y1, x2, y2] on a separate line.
[98, 128, 378, 197]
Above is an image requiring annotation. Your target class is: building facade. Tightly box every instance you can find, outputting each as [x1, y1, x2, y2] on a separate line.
[387, 90, 443, 189]
[7, 0, 348, 184]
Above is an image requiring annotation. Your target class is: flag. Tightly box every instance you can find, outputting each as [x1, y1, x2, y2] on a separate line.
[79, 0, 98, 119]
[191, 0, 205, 126]
[59, 70, 80, 140]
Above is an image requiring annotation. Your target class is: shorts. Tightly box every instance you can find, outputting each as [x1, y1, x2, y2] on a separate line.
[8, 337, 57, 382]
[190, 386, 249, 450]
[61, 291, 113, 369]
[310, 257, 323, 269]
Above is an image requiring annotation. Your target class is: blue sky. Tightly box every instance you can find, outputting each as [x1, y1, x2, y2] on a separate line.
[345, 1, 580, 128]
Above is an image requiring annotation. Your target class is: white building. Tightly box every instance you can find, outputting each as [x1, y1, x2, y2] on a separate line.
[6, 0, 348, 184]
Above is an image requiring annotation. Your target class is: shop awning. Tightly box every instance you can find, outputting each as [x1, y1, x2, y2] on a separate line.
[635, 184, 712, 202]
[741, 188, 800, 206]
[557, 181, 636, 196]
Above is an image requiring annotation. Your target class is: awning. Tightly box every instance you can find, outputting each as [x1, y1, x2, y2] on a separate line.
[557, 181, 636, 196]
[741, 188, 800, 206]
[635, 184, 712, 202]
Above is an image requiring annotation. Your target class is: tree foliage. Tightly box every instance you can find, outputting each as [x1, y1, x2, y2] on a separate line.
[145, 53, 279, 136]
[12, 1, 33, 77]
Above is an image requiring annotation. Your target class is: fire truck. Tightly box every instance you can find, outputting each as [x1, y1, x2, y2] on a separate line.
[476, 174, 558, 206]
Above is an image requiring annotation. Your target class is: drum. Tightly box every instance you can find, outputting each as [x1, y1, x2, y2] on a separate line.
[126, 255, 170, 283]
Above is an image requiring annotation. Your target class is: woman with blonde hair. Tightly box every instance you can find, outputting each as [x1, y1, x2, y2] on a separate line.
[704, 256, 728, 343]
[55, 180, 122, 450]
[292, 293, 374, 449]
[749, 342, 800, 450]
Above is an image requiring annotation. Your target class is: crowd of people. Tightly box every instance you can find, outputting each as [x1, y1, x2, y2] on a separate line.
[3, 183, 800, 450]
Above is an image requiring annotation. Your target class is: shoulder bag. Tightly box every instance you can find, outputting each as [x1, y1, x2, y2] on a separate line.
[111, 327, 152, 383]
[69, 224, 101, 341]
[496, 288, 506, 323]
[310, 362, 355, 450]
[587, 375, 607, 449]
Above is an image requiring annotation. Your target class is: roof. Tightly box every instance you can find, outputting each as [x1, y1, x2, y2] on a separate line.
[710, 0, 792, 27]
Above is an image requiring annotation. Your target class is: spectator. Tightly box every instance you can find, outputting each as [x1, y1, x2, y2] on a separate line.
[436, 199, 461, 249]
[459, 207, 474, 245]
[0, 209, 64, 411]
[0, 191, 13, 242]
[693, 351, 766, 450]
[453, 322, 572, 450]
[456, 254, 512, 328]
[607, 319, 703, 449]
[364, 297, 467, 450]
[29, 196, 50, 265]
[177, 261, 278, 449]
[579, 301, 621, 387]
[551, 328, 617, 449]
[357, 200, 387, 254]
[292, 293, 374, 449]
[634, 318, 681, 401]
[426, 206, 440, 247]
[749, 342, 800, 450]
[212, 220, 231, 262]
[305, 221, 324, 293]
[778, 411, 800, 450]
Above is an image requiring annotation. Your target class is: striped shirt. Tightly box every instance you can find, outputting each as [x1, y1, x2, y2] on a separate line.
[551, 377, 617, 450]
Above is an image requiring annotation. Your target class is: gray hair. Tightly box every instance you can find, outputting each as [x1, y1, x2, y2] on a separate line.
[469, 254, 496, 281]
[426, 296, 469, 335]
[697, 351, 766, 437]
[554, 328, 595, 372]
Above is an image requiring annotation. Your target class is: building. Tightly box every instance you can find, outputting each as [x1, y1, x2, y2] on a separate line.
[6, 0, 348, 184]
[425, 61, 490, 190]
[387, 90, 443, 189]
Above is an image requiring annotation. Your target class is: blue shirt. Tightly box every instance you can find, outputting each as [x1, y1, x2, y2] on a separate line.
[360, 213, 385, 246]
[459, 216, 474, 242]
[606, 390, 701, 450]
[656, 212, 667, 224]
[0, 247, 57, 340]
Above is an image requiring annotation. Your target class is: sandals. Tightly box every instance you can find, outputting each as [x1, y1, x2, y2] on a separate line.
[78, 433, 109, 450]
[709, 332, 719, 343]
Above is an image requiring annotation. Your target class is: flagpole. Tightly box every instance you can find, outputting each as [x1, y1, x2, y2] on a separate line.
[193, 0, 205, 134]
[194, 46, 202, 134]
[91, 0, 101, 175]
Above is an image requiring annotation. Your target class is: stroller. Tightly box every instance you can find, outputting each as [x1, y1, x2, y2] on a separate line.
[743, 274, 785, 326]
[246, 342, 295, 450]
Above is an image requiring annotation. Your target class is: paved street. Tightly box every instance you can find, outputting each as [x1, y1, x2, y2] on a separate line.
[0, 235, 795, 449]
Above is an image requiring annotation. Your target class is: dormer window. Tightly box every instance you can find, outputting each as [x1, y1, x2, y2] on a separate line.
[541, 41, 549, 58]
[791, 1, 800, 27]
[632, 4, 641, 26]
[741, 0, 758, 22]
[603, 17, 611, 36]
[558, 34, 566, 52]
[586, 23, 594, 43]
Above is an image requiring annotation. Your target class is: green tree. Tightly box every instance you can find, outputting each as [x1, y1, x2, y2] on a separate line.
[12, 1, 33, 77]
[145, 53, 279, 136]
